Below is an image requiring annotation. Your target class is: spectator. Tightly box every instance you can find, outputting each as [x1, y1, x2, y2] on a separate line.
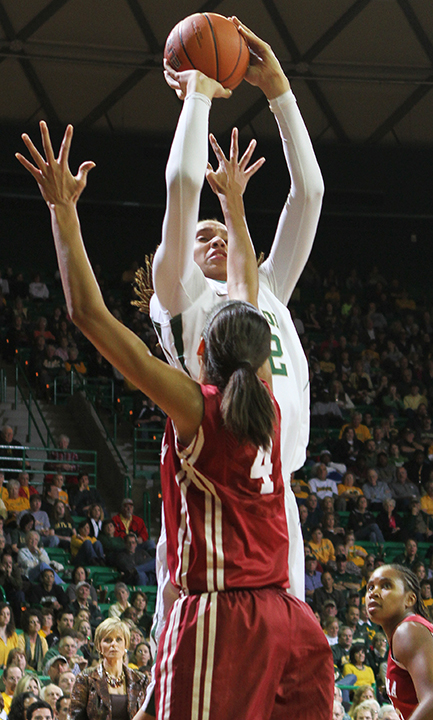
[26, 567, 69, 609]
[129, 591, 152, 637]
[332, 626, 353, 672]
[25, 494, 59, 547]
[114, 533, 156, 586]
[308, 526, 336, 566]
[0, 426, 30, 480]
[0, 551, 26, 623]
[112, 499, 154, 555]
[5, 479, 30, 525]
[50, 501, 75, 550]
[343, 531, 368, 568]
[333, 554, 361, 595]
[305, 555, 324, 605]
[56, 695, 71, 720]
[0, 602, 19, 667]
[71, 474, 104, 517]
[70, 520, 105, 566]
[376, 498, 404, 542]
[108, 583, 130, 619]
[86, 504, 103, 538]
[44, 655, 70, 685]
[99, 518, 125, 566]
[40, 684, 63, 713]
[393, 537, 422, 571]
[45, 435, 78, 486]
[342, 644, 375, 686]
[58, 670, 76, 696]
[348, 497, 385, 543]
[303, 493, 322, 527]
[17, 610, 49, 674]
[337, 472, 363, 511]
[17, 472, 37, 501]
[420, 480, 433, 516]
[308, 463, 339, 500]
[1, 665, 22, 715]
[29, 274, 49, 301]
[7, 691, 39, 720]
[17, 531, 58, 582]
[390, 467, 420, 511]
[312, 570, 345, 613]
[406, 499, 433, 542]
[70, 582, 102, 630]
[66, 567, 98, 607]
[339, 412, 372, 443]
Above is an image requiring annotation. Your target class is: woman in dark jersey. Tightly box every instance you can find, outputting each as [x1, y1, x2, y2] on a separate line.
[366, 564, 433, 719]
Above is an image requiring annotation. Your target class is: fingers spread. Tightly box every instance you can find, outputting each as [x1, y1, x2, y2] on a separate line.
[40, 121, 56, 166]
[58, 125, 73, 168]
[20, 133, 47, 172]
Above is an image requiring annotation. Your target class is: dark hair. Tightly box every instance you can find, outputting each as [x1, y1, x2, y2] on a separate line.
[130, 590, 148, 606]
[0, 601, 16, 638]
[72, 566, 89, 585]
[202, 301, 275, 450]
[9, 692, 38, 720]
[19, 513, 35, 531]
[56, 695, 70, 712]
[6, 648, 26, 668]
[27, 700, 53, 720]
[349, 642, 366, 665]
[77, 519, 90, 533]
[390, 564, 430, 620]
[21, 608, 43, 634]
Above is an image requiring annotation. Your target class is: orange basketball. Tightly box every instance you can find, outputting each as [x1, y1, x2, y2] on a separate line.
[164, 13, 250, 90]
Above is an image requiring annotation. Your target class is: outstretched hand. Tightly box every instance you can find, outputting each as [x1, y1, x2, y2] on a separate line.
[163, 59, 232, 102]
[206, 127, 265, 199]
[15, 121, 95, 209]
[230, 17, 290, 99]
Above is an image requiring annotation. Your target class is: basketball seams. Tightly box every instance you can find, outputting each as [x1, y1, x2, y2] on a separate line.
[220, 31, 246, 85]
[179, 20, 196, 70]
[203, 13, 219, 83]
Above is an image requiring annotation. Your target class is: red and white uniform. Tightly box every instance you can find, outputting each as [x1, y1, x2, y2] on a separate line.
[386, 614, 433, 719]
[161, 384, 288, 594]
[155, 385, 334, 720]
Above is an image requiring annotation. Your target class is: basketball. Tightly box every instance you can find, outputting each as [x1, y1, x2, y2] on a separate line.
[164, 13, 250, 90]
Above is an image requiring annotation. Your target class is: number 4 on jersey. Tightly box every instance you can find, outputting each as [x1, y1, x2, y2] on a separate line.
[251, 444, 274, 494]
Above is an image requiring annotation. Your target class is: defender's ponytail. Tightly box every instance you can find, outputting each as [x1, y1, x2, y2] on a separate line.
[203, 301, 276, 450]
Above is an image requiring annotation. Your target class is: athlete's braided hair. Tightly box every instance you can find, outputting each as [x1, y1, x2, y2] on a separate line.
[389, 564, 431, 620]
[202, 301, 275, 450]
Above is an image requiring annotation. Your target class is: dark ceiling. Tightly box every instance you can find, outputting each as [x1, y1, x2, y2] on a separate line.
[1, 0, 433, 147]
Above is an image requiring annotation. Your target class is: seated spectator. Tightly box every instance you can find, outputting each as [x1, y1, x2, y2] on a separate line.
[43, 633, 86, 675]
[0, 473, 8, 504]
[5, 479, 30, 527]
[332, 699, 346, 720]
[362, 468, 393, 510]
[17, 609, 48, 674]
[70, 520, 105, 566]
[399, 427, 423, 459]
[58, 669, 77, 696]
[1, 665, 22, 715]
[7, 690, 39, 720]
[40, 608, 55, 646]
[405, 449, 431, 488]
[339, 412, 372, 444]
[108, 582, 130, 619]
[353, 702, 375, 720]
[333, 427, 364, 467]
[70, 582, 102, 630]
[10, 513, 36, 554]
[312, 570, 345, 614]
[337, 471, 364, 511]
[332, 625, 353, 672]
[64, 346, 87, 376]
[29, 274, 49, 301]
[99, 518, 125, 566]
[129, 641, 152, 674]
[25, 494, 59, 547]
[112, 498, 153, 552]
[421, 579, 433, 609]
[17, 530, 61, 583]
[348, 496, 385, 543]
[375, 452, 395, 485]
[26, 567, 69, 609]
[333, 554, 361, 595]
[114, 532, 156, 586]
[0, 603, 19, 667]
[406, 499, 433, 542]
[0, 551, 25, 625]
[57, 695, 71, 720]
[87, 503, 103, 538]
[322, 512, 345, 545]
[323, 617, 340, 646]
[378, 706, 400, 720]
[310, 389, 343, 428]
[129, 591, 152, 637]
[349, 686, 377, 720]
[390, 466, 420, 510]
[308, 463, 339, 500]
[303, 493, 322, 527]
[71, 473, 104, 517]
[421, 480, 433, 516]
[376, 498, 404, 541]
[393, 537, 422, 571]
[342, 603, 368, 645]
[343, 531, 368, 568]
[308, 526, 336, 567]
[51, 500, 75, 550]
[48, 609, 75, 649]
[388, 442, 406, 469]
[40, 683, 63, 713]
[403, 383, 428, 414]
[342, 644, 375, 686]
[72, 620, 94, 665]
[366, 632, 388, 682]
[17, 472, 37, 501]
[299, 504, 311, 540]
[66, 566, 98, 607]
[0, 426, 30, 481]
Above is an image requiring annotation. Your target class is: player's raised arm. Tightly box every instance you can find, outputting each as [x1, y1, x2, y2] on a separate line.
[152, 64, 231, 315]
[16, 123, 203, 445]
[232, 17, 324, 305]
[206, 127, 264, 307]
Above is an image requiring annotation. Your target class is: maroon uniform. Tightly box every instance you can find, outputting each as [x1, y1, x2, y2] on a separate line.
[156, 384, 334, 720]
[386, 614, 433, 719]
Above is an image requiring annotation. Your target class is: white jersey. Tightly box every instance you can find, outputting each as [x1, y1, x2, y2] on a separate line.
[147, 88, 323, 663]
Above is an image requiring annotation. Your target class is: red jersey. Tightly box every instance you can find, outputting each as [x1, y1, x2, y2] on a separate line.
[386, 614, 433, 719]
[160, 384, 289, 594]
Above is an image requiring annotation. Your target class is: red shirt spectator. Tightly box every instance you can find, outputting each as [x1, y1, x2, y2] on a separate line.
[112, 499, 149, 543]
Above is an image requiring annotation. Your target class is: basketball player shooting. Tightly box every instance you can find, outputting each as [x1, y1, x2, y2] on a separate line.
[149, 17, 324, 635]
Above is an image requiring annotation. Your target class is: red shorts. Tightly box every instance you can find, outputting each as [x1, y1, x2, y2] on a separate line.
[155, 587, 334, 720]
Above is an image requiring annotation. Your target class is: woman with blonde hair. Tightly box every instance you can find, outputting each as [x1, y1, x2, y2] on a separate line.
[71, 618, 147, 719]
[14, 673, 41, 697]
[348, 686, 376, 718]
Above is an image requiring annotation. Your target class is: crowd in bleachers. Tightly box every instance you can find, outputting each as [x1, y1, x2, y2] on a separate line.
[2, 258, 433, 717]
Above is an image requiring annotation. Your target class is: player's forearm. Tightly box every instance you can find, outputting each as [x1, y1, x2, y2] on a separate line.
[263, 90, 324, 304]
[220, 192, 258, 307]
[49, 203, 106, 331]
[154, 93, 211, 313]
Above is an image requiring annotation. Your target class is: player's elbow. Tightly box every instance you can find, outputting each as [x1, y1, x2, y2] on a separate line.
[166, 165, 203, 199]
